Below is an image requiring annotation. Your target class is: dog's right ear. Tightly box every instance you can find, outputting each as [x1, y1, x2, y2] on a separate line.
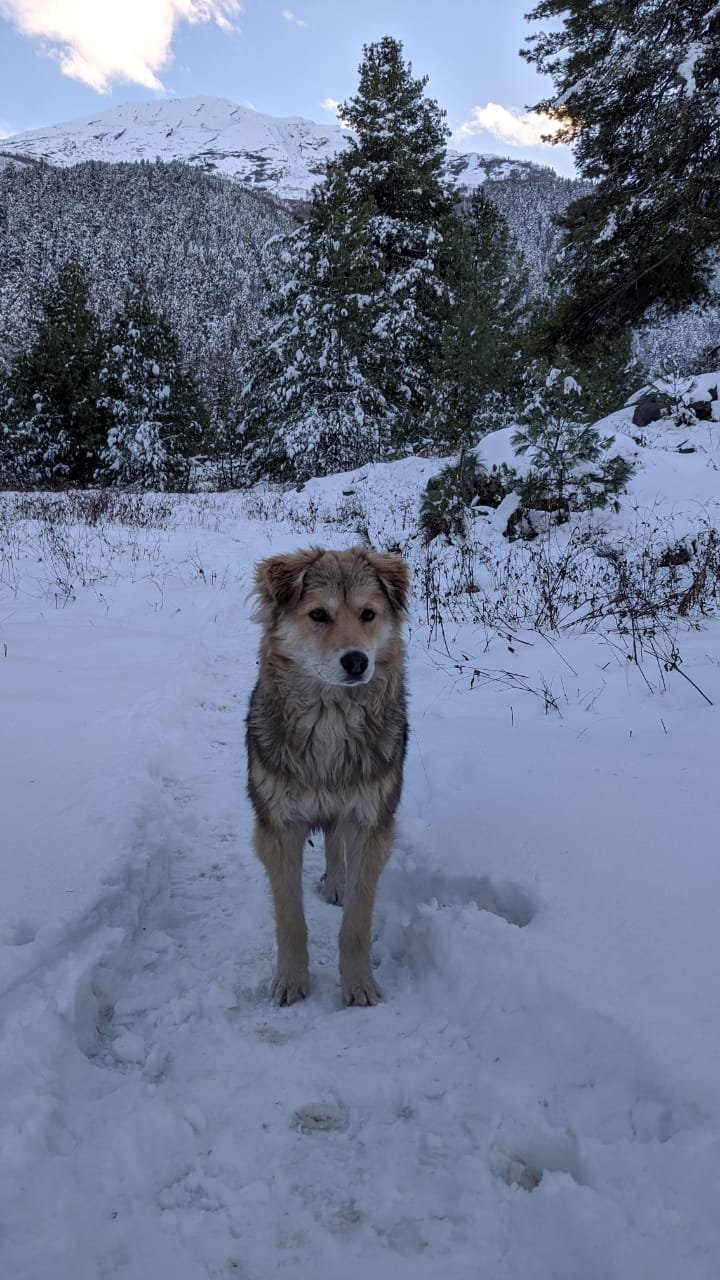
[252, 547, 323, 619]
[364, 550, 410, 616]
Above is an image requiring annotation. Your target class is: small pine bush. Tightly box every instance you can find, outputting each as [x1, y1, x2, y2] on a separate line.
[420, 452, 518, 541]
[508, 364, 636, 537]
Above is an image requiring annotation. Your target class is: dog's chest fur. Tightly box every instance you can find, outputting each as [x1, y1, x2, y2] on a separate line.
[246, 666, 407, 829]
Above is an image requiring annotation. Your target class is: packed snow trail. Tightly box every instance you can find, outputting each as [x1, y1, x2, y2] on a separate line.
[2, 506, 720, 1279]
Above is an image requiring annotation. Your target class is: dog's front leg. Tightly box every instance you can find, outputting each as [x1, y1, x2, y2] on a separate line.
[253, 820, 310, 1005]
[339, 821, 394, 1006]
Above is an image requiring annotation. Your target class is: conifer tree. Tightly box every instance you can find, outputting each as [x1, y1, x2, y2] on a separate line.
[98, 275, 208, 490]
[242, 171, 395, 481]
[243, 37, 461, 477]
[339, 34, 452, 219]
[337, 36, 456, 434]
[4, 259, 107, 486]
[523, 1, 720, 347]
[428, 190, 528, 448]
[509, 361, 635, 532]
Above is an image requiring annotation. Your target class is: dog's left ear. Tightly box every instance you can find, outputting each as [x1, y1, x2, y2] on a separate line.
[365, 550, 410, 615]
[253, 547, 323, 616]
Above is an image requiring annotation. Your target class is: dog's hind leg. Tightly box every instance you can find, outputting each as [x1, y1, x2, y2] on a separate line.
[253, 821, 310, 1005]
[320, 825, 346, 906]
[338, 821, 394, 1007]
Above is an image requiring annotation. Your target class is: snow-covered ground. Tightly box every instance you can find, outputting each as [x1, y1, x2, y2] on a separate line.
[2, 409, 720, 1278]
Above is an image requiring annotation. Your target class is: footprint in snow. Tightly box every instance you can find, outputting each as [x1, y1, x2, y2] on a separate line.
[379, 855, 536, 931]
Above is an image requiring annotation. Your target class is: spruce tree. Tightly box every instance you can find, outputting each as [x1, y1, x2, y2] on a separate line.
[337, 36, 456, 436]
[98, 276, 208, 490]
[428, 190, 528, 449]
[4, 259, 107, 486]
[523, 1, 720, 348]
[242, 37, 460, 478]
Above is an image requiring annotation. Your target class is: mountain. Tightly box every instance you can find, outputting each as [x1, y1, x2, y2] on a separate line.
[1, 95, 590, 293]
[0, 97, 594, 400]
[2, 95, 551, 202]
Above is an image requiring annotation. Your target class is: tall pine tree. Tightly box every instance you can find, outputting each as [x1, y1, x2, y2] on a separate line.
[337, 36, 456, 436]
[243, 37, 460, 477]
[523, 1, 720, 348]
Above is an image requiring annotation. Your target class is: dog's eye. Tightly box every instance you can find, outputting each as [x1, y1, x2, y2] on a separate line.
[360, 608, 376, 622]
[309, 608, 330, 623]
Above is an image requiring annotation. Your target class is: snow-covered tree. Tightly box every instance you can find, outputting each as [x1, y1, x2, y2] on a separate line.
[242, 171, 396, 482]
[3, 259, 107, 486]
[523, 1, 720, 347]
[337, 36, 456, 437]
[510, 362, 635, 531]
[98, 276, 208, 490]
[243, 37, 461, 478]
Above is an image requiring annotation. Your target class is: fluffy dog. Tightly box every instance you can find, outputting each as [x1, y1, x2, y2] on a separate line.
[246, 545, 409, 1006]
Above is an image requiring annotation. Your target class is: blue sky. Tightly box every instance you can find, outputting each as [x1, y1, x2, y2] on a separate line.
[0, 0, 574, 173]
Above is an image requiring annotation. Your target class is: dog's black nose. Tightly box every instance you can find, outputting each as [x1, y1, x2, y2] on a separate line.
[340, 650, 369, 678]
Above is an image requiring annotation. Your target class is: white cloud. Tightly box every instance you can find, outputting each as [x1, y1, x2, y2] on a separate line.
[456, 102, 562, 148]
[319, 97, 352, 130]
[0, 120, 13, 139]
[0, 0, 243, 93]
[281, 8, 306, 27]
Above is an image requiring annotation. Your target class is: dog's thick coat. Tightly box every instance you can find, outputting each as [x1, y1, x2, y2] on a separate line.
[246, 546, 409, 1006]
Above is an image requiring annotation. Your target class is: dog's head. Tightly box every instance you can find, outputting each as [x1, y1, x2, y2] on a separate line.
[252, 546, 409, 687]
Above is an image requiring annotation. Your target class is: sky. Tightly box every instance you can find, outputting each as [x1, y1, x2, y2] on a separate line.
[0, 0, 575, 174]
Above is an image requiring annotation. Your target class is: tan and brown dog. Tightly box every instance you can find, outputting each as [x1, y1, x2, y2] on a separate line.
[246, 546, 409, 1006]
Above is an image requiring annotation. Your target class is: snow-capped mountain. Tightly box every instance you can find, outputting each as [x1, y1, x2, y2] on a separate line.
[1, 95, 545, 202]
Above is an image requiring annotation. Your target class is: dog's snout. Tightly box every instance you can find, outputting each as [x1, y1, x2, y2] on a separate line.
[340, 650, 369, 678]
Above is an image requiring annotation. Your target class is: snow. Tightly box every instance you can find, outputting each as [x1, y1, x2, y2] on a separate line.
[1, 96, 350, 201]
[1, 95, 549, 201]
[678, 42, 703, 94]
[2, 410, 720, 1276]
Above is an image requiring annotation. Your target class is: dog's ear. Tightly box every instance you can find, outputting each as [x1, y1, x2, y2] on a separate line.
[253, 547, 323, 616]
[365, 550, 410, 615]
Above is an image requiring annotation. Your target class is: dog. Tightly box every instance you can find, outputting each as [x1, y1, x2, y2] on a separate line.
[246, 545, 409, 1007]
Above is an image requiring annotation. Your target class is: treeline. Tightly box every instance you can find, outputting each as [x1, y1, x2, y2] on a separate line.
[2, 5, 719, 492]
[0, 262, 211, 488]
[0, 159, 289, 384]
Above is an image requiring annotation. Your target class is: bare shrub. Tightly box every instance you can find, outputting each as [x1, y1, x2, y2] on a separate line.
[5, 490, 174, 529]
[417, 512, 720, 641]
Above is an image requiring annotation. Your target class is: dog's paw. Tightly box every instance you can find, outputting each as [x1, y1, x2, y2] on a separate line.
[341, 970, 382, 1007]
[272, 969, 310, 1006]
[319, 871, 344, 907]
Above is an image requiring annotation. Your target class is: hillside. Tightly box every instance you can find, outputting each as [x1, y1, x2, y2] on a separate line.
[2, 96, 714, 416]
[1, 96, 591, 292]
[2, 95, 556, 201]
[0, 159, 290, 378]
[0, 98, 588, 377]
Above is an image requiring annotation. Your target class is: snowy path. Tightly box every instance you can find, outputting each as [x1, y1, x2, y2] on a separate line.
[3, 504, 720, 1278]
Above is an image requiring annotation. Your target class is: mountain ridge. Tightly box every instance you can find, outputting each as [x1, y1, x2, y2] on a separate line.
[1, 95, 560, 202]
